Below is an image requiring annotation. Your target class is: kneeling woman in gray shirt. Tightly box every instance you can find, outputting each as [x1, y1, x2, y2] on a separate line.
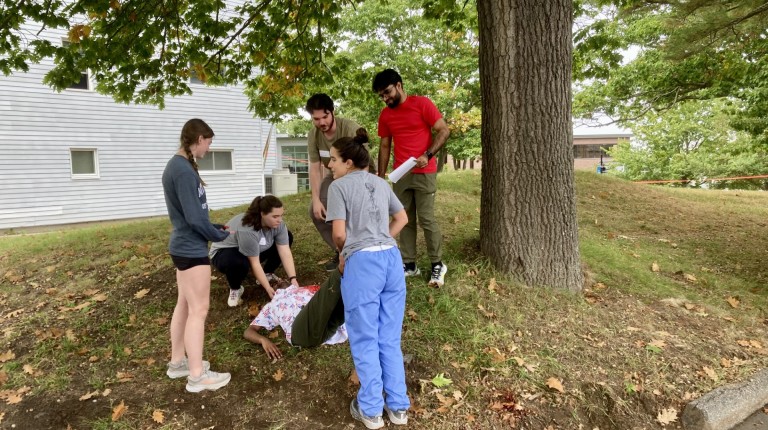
[210, 195, 300, 306]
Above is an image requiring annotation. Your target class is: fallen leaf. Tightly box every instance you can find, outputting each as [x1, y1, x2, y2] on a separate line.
[407, 309, 418, 321]
[431, 373, 452, 387]
[477, 304, 495, 319]
[152, 409, 164, 424]
[648, 339, 666, 349]
[726, 297, 740, 308]
[112, 400, 127, 421]
[22, 364, 34, 375]
[116, 372, 134, 382]
[546, 377, 565, 393]
[272, 369, 284, 381]
[79, 391, 99, 401]
[102, 388, 112, 396]
[268, 330, 279, 339]
[702, 366, 718, 381]
[651, 262, 660, 272]
[684, 273, 697, 282]
[92, 293, 108, 302]
[0, 371, 7, 384]
[488, 278, 498, 293]
[0, 351, 15, 363]
[6, 394, 22, 404]
[721, 358, 732, 368]
[134, 289, 150, 299]
[657, 407, 678, 425]
[593, 282, 607, 290]
[348, 369, 359, 386]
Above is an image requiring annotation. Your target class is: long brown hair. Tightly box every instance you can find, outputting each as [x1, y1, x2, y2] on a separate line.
[242, 195, 284, 228]
[179, 118, 214, 185]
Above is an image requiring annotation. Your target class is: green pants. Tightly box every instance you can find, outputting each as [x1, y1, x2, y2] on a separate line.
[291, 269, 345, 348]
[393, 172, 443, 264]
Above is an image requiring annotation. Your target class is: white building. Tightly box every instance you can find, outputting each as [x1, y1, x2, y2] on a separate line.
[0, 28, 289, 230]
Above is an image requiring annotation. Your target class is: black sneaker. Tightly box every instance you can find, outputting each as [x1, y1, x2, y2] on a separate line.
[324, 253, 340, 271]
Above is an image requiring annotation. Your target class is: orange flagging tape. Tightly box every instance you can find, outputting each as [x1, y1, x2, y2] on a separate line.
[635, 174, 768, 184]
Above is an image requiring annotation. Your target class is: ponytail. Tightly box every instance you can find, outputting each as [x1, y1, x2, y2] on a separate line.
[332, 127, 371, 169]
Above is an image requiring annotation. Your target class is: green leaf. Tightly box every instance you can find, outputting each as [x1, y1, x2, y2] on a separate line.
[431, 373, 453, 387]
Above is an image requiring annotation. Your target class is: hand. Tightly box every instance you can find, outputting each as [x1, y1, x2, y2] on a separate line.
[260, 339, 282, 359]
[264, 285, 275, 299]
[338, 254, 345, 275]
[416, 154, 429, 169]
[290, 277, 300, 287]
[312, 200, 327, 221]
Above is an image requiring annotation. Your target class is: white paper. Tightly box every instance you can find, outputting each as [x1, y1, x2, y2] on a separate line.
[387, 157, 418, 183]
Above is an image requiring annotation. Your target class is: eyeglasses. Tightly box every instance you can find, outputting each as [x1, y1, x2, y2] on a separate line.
[378, 85, 396, 100]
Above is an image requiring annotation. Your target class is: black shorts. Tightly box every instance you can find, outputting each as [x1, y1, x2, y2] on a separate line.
[170, 255, 210, 271]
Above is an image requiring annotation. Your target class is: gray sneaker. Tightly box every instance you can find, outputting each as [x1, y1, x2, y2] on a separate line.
[166, 358, 210, 379]
[350, 398, 384, 429]
[185, 369, 231, 393]
[384, 404, 408, 425]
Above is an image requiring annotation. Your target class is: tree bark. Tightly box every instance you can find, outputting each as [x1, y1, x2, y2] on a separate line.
[477, 0, 582, 291]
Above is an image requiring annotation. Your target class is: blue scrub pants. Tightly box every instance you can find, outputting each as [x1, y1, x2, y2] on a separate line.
[341, 246, 410, 416]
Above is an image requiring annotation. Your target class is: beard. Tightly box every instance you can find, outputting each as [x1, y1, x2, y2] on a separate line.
[386, 93, 402, 108]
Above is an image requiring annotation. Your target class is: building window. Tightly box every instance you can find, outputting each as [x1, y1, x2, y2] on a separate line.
[280, 145, 309, 192]
[573, 144, 615, 159]
[197, 150, 233, 171]
[70, 149, 99, 178]
[62, 40, 90, 90]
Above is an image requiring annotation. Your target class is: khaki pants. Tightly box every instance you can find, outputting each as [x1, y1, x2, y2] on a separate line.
[308, 174, 335, 252]
[393, 172, 443, 264]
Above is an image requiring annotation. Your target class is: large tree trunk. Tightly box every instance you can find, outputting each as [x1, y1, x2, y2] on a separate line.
[477, 0, 582, 291]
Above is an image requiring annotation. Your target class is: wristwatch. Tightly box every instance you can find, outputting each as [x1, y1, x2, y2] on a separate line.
[425, 151, 434, 160]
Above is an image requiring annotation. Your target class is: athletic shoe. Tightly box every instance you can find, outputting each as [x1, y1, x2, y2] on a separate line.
[227, 287, 244, 307]
[185, 369, 231, 393]
[403, 263, 421, 277]
[384, 404, 408, 425]
[428, 262, 447, 287]
[166, 358, 210, 379]
[324, 253, 340, 271]
[350, 398, 384, 429]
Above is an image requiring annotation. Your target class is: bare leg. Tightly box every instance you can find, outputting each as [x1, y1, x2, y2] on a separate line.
[170, 276, 189, 363]
[174, 264, 211, 378]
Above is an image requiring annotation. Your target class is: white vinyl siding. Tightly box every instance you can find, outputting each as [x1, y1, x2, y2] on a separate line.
[0, 23, 275, 230]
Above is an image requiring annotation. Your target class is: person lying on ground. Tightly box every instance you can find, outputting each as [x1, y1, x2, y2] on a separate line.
[244, 269, 346, 359]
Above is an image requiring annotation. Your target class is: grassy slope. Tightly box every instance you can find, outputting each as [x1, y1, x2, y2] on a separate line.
[0, 170, 766, 429]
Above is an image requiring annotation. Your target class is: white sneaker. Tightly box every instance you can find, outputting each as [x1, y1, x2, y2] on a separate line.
[227, 287, 244, 307]
[428, 263, 447, 287]
[166, 358, 210, 379]
[185, 369, 231, 393]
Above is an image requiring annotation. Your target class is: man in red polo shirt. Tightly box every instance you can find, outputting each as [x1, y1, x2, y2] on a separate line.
[373, 69, 451, 287]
